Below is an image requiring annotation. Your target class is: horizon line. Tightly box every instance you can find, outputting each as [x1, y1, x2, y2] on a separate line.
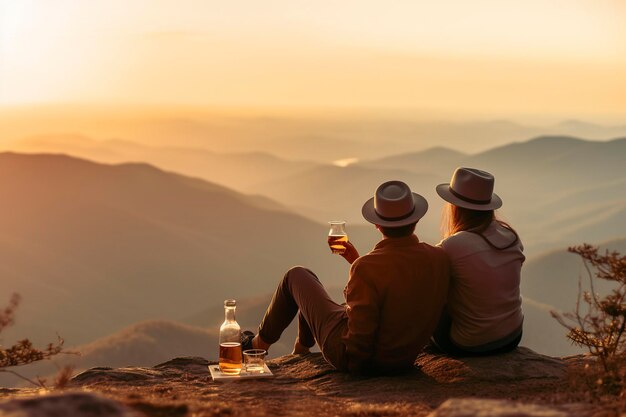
[1, 102, 625, 127]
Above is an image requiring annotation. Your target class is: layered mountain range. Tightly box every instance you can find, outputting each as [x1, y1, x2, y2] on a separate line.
[8, 134, 625, 252]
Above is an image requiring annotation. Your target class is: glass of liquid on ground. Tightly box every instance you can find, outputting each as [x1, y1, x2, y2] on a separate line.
[243, 349, 267, 373]
[328, 221, 348, 255]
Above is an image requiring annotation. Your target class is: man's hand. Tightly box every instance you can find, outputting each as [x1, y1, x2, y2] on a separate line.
[340, 241, 360, 264]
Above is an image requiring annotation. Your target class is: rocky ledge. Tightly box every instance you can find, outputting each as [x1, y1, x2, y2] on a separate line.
[0, 347, 600, 417]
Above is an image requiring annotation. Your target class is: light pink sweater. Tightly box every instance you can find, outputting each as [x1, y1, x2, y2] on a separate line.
[439, 221, 525, 347]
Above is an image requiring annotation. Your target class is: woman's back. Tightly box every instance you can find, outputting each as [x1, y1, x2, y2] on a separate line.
[440, 220, 524, 347]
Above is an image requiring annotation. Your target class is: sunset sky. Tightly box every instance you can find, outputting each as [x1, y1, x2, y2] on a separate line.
[1, 0, 625, 119]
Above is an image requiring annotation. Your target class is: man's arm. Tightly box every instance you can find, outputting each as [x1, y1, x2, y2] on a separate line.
[343, 260, 379, 373]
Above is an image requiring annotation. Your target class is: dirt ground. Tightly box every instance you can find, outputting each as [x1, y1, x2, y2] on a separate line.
[0, 348, 605, 416]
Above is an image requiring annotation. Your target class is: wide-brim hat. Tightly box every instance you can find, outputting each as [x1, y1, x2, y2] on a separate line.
[436, 167, 502, 211]
[362, 180, 428, 227]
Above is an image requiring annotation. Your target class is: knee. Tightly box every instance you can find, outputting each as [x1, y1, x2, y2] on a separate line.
[283, 266, 316, 284]
[287, 265, 309, 275]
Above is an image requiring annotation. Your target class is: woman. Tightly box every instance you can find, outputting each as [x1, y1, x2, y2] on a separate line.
[432, 167, 524, 356]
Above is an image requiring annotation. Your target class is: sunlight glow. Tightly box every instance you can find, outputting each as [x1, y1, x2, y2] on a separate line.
[333, 158, 359, 168]
[1, 0, 625, 117]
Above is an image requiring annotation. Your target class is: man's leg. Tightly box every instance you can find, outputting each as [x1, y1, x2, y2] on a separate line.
[256, 266, 345, 356]
[293, 311, 315, 353]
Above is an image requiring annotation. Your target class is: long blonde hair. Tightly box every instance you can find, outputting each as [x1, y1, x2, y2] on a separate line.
[441, 204, 492, 238]
[441, 203, 517, 240]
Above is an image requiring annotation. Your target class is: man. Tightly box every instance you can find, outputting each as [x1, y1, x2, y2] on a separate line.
[245, 180, 450, 374]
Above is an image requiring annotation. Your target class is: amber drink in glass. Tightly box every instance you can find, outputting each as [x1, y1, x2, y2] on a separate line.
[328, 221, 349, 255]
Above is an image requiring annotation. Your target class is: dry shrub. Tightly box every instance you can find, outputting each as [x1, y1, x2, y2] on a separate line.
[52, 365, 75, 389]
[552, 244, 626, 401]
[567, 356, 626, 411]
[0, 293, 75, 389]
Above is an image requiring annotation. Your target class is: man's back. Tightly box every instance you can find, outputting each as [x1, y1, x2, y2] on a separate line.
[343, 234, 450, 373]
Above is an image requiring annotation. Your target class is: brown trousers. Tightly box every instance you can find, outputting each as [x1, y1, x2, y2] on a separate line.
[258, 266, 348, 369]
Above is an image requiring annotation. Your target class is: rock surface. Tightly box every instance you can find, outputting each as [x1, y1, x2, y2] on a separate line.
[0, 347, 598, 417]
[0, 392, 138, 417]
[426, 398, 589, 417]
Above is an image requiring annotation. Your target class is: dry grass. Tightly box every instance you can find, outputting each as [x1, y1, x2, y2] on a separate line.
[0, 293, 76, 389]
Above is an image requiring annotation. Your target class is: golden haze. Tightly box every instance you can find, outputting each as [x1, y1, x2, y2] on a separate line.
[1, 0, 625, 120]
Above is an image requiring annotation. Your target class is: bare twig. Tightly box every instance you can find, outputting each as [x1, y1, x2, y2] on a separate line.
[0, 368, 47, 388]
[1, 293, 75, 389]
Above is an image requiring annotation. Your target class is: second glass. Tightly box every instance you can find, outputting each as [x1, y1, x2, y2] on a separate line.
[328, 221, 349, 255]
[243, 349, 267, 373]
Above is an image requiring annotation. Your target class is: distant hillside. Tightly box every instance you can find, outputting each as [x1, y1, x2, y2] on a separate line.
[0, 153, 359, 348]
[78, 320, 215, 368]
[522, 238, 626, 312]
[277, 136, 626, 253]
[466, 136, 626, 193]
[361, 136, 626, 194]
[246, 164, 442, 242]
[8, 135, 318, 192]
[360, 147, 466, 174]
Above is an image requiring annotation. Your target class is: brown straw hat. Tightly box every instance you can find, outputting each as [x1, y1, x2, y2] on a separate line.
[436, 167, 502, 211]
[362, 180, 428, 227]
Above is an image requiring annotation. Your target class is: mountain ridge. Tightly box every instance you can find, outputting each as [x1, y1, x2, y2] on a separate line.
[0, 152, 352, 350]
[361, 135, 623, 169]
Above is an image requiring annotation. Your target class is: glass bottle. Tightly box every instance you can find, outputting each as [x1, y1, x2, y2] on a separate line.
[328, 221, 349, 255]
[219, 299, 242, 375]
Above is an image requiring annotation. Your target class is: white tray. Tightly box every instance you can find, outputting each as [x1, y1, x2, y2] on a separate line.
[209, 364, 274, 381]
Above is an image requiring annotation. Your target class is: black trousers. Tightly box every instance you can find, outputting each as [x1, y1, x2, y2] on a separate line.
[432, 309, 522, 357]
